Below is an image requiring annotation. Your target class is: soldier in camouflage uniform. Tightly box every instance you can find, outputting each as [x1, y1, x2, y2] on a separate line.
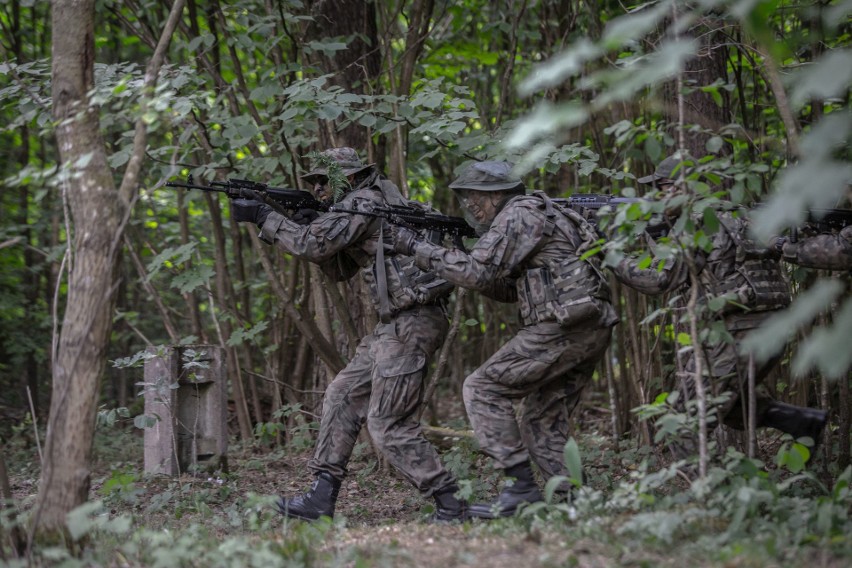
[613, 154, 827, 455]
[389, 161, 619, 519]
[772, 225, 852, 271]
[232, 148, 466, 522]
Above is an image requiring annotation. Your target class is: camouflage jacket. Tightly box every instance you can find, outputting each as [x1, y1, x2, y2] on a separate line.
[259, 175, 453, 316]
[783, 225, 852, 271]
[613, 210, 790, 320]
[410, 193, 618, 328]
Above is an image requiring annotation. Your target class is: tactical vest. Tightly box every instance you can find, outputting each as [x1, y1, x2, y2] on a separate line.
[363, 254, 453, 315]
[708, 213, 790, 313]
[516, 192, 613, 327]
[362, 179, 453, 320]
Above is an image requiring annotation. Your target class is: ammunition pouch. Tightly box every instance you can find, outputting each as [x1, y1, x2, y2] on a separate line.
[712, 215, 791, 313]
[712, 258, 790, 313]
[517, 258, 609, 327]
[365, 255, 452, 316]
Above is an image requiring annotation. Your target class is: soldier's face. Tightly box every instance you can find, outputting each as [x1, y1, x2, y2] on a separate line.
[311, 174, 354, 204]
[458, 190, 504, 224]
[311, 176, 332, 202]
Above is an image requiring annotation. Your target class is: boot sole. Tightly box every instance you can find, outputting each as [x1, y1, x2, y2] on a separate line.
[274, 502, 331, 522]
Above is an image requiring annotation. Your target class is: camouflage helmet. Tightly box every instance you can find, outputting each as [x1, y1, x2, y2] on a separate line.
[637, 153, 693, 184]
[301, 147, 374, 184]
[448, 161, 525, 192]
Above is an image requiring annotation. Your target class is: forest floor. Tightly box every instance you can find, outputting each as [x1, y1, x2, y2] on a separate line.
[4, 416, 851, 567]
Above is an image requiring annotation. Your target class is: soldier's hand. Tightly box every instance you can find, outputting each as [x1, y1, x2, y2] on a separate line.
[291, 208, 320, 225]
[231, 199, 272, 227]
[769, 235, 787, 256]
[384, 223, 420, 256]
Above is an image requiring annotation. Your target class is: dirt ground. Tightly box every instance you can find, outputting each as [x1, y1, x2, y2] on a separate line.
[5, 423, 633, 567]
[5, 413, 844, 567]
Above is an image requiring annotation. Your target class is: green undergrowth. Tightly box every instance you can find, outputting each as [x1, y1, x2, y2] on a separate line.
[2, 427, 850, 567]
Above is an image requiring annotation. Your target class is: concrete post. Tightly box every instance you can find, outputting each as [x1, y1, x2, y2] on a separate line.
[143, 345, 228, 475]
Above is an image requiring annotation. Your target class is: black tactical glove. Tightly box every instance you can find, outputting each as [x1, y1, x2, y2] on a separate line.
[231, 199, 273, 227]
[769, 235, 787, 256]
[291, 208, 320, 226]
[384, 224, 421, 256]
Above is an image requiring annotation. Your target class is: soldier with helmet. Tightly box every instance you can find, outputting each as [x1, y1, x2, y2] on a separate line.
[231, 147, 466, 522]
[388, 160, 619, 518]
[613, 153, 828, 456]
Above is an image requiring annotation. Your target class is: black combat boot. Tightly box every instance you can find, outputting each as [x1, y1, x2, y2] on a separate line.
[431, 484, 467, 523]
[760, 401, 828, 452]
[467, 461, 543, 520]
[276, 472, 342, 521]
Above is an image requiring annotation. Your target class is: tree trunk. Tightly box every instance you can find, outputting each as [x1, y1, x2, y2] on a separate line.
[303, 0, 382, 153]
[33, 0, 185, 539]
[33, 0, 122, 538]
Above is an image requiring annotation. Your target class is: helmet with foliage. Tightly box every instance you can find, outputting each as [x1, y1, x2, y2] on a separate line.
[301, 147, 375, 185]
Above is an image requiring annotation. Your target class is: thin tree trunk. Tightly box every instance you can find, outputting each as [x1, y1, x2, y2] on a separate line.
[33, 0, 124, 539]
[177, 190, 206, 342]
[204, 193, 254, 441]
[34, 0, 186, 539]
[0, 451, 25, 555]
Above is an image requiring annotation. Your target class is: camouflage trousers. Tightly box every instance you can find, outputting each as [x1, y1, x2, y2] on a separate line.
[679, 311, 781, 429]
[308, 305, 456, 496]
[463, 322, 612, 480]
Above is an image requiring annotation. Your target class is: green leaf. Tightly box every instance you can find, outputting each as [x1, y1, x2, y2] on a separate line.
[145, 243, 198, 282]
[357, 114, 377, 127]
[740, 279, 844, 362]
[676, 332, 692, 346]
[707, 296, 728, 313]
[750, 114, 852, 240]
[134, 414, 159, 429]
[74, 152, 94, 169]
[564, 438, 584, 487]
[305, 41, 348, 55]
[543, 475, 568, 504]
[463, 318, 479, 327]
[705, 136, 724, 153]
[777, 442, 806, 473]
[170, 265, 215, 295]
[793, 296, 852, 378]
[518, 39, 602, 96]
[789, 49, 852, 109]
[66, 501, 104, 542]
[227, 320, 269, 347]
[601, 3, 671, 50]
[702, 208, 719, 234]
[506, 101, 588, 149]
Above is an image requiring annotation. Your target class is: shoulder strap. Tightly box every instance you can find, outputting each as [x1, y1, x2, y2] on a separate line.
[535, 190, 601, 258]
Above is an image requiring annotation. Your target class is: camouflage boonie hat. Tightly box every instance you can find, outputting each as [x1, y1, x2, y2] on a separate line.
[301, 147, 374, 183]
[637, 153, 693, 184]
[448, 161, 525, 192]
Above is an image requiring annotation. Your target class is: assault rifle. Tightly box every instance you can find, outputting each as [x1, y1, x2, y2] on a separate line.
[330, 203, 476, 250]
[552, 193, 671, 238]
[805, 208, 852, 232]
[165, 176, 328, 215]
[554, 194, 643, 212]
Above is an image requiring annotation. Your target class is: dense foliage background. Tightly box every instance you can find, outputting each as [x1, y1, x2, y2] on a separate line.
[0, 0, 850, 564]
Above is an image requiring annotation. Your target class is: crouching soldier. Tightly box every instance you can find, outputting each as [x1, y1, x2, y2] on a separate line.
[388, 161, 619, 518]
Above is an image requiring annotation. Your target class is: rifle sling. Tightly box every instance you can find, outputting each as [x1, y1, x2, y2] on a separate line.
[375, 222, 392, 324]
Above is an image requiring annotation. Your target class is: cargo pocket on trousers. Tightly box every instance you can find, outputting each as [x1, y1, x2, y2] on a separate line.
[369, 352, 427, 418]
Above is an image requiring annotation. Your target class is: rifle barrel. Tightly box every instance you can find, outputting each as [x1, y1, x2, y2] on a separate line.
[164, 181, 228, 193]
